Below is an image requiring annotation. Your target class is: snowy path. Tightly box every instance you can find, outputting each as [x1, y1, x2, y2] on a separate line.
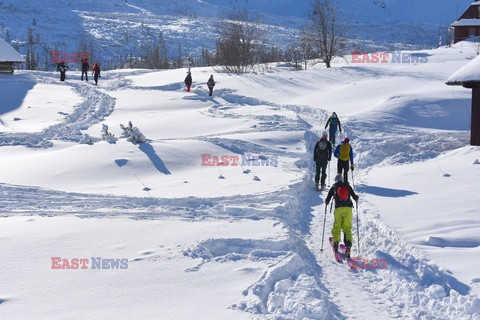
[0, 71, 115, 147]
[294, 105, 479, 319]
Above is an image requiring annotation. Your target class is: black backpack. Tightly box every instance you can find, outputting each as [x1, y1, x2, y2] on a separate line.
[316, 139, 328, 159]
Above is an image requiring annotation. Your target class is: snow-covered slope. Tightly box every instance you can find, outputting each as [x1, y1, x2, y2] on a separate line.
[1, 39, 480, 319]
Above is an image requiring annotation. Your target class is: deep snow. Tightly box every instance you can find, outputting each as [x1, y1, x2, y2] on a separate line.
[0, 40, 480, 319]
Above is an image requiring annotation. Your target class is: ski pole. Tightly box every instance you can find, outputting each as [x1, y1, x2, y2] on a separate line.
[328, 161, 330, 187]
[320, 204, 327, 252]
[356, 201, 360, 253]
[351, 167, 355, 189]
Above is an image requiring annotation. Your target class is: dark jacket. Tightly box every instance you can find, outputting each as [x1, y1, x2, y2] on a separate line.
[185, 73, 192, 85]
[58, 62, 67, 72]
[92, 63, 100, 75]
[207, 77, 215, 89]
[325, 181, 358, 208]
[313, 137, 332, 162]
[325, 115, 342, 132]
[81, 59, 89, 71]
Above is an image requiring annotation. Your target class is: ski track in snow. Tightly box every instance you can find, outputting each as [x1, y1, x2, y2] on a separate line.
[0, 72, 116, 147]
[1, 70, 479, 319]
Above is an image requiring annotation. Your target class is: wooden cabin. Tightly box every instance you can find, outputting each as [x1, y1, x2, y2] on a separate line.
[450, 1, 480, 43]
[446, 55, 480, 146]
[0, 37, 24, 74]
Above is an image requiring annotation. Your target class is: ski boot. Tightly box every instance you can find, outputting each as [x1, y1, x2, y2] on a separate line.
[333, 242, 339, 254]
[315, 182, 320, 191]
[344, 240, 352, 259]
[345, 247, 351, 259]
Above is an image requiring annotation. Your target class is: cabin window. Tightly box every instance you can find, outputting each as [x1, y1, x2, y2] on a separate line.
[469, 27, 477, 37]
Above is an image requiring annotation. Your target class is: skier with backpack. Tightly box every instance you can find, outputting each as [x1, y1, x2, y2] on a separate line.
[185, 72, 192, 92]
[81, 57, 89, 81]
[325, 112, 342, 145]
[92, 62, 101, 85]
[334, 137, 354, 183]
[313, 131, 332, 190]
[58, 60, 67, 82]
[207, 75, 215, 96]
[325, 174, 359, 258]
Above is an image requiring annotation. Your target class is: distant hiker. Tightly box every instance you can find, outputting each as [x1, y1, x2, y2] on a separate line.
[325, 112, 342, 145]
[334, 137, 354, 183]
[313, 131, 332, 190]
[58, 61, 67, 82]
[81, 57, 89, 81]
[92, 62, 101, 85]
[207, 75, 215, 96]
[325, 174, 359, 258]
[185, 72, 192, 92]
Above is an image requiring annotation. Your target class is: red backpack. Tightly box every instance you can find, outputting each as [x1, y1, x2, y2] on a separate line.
[336, 185, 349, 201]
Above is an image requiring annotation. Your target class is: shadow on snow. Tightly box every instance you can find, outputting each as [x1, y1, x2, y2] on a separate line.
[356, 184, 418, 197]
[0, 73, 36, 117]
[138, 143, 171, 175]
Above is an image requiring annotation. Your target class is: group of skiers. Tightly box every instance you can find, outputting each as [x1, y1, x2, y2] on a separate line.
[184, 72, 216, 96]
[314, 112, 358, 259]
[58, 58, 101, 85]
[58, 62, 216, 94]
[314, 112, 354, 189]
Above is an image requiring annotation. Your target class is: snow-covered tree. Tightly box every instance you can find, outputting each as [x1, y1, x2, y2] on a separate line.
[120, 121, 146, 144]
[101, 124, 117, 143]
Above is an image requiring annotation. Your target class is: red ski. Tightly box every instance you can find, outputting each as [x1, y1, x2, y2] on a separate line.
[339, 244, 356, 269]
[328, 237, 342, 263]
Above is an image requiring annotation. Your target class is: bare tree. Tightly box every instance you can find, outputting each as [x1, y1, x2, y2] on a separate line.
[299, 27, 317, 70]
[172, 43, 183, 69]
[307, 0, 346, 68]
[79, 35, 96, 65]
[197, 46, 214, 67]
[444, 27, 454, 47]
[4, 28, 10, 43]
[215, 8, 264, 73]
[24, 27, 39, 70]
[140, 33, 169, 69]
[284, 45, 303, 70]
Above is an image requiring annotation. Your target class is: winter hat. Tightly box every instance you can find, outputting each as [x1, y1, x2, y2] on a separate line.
[322, 131, 328, 138]
[334, 174, 343, 183]
[344, 137, 350, 143]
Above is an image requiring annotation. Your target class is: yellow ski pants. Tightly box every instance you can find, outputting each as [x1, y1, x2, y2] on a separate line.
[331, 206, 353, 244]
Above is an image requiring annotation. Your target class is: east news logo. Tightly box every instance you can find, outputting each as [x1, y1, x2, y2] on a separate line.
[51, 257, 129, 269]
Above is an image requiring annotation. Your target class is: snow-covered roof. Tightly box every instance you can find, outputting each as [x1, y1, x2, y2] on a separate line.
[0, 37, 24, 62]
[451, 18, 480, 27]
[446, 54, 480, 86]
